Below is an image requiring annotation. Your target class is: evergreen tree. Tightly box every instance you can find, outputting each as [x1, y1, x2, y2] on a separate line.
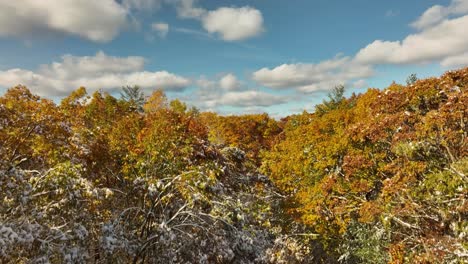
[120, 85, 145, 112]
[315, 84, 345, 116]
[406, 73, 418, 85]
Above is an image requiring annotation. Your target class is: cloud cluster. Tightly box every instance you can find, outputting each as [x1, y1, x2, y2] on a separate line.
[192, 73, 286, 109]
[252, 56, 373, 92]
[410, 0, 468, 30]
[218, 91, 286, 107]
[355, 15, 468, 65]
[219, 73, 242, 90]
[441, 51, 468, 67]
[201, 7, 264, 41]
[354, 0, 468, 67]
[252, 0, 468, 93]
[1, 0, 467, 113]
[175, 0, 206, 19]
[196, 73, 242, 95]
[0, 0, 128, 42]
[175, 0, 264, 41]
[0, 0, 263, 43]
[198, 90, 287, 110]
[0, 52, 189, 96]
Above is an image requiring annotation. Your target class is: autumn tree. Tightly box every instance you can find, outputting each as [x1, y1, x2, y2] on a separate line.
[200, 113, 282, 165]
[262, 67, 468, 262]
[1, 67, 466, 263]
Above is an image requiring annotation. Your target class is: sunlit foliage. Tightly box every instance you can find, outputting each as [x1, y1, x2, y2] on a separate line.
[262, 67, 468, 262]
[1, 67, 466, 263]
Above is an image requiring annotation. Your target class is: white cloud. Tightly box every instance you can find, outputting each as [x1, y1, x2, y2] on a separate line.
[411, 0, 468, 30]
[173, 0, 264, 41]
[0, 52, 190, 96]
[252, 56, 373, 92]
[0, 0, 265, 43]
[195, 73, 242, 93]
[175, 0, 206, 19]
[251, 0, 468, 97]
[355, 0, 468, 68]
[353, 79, 368, 89]
[189, 74, 285, 110]
[39, 51, 146, 79]
[0, 0, 129, 43]
[195, 76, 216, 89]
[354, 40, 401, 64]
[297, 80, 346, 93]
[441, 52, 468, 67]
[220, 73, 241, 90]
[218, 91, 287, 107]
[202, 7, 264, 41]
[152, 23, 169, 38]
[411, 5, 449, 30]
[355, 15, 468, 65]
[250, 0, 468, 97]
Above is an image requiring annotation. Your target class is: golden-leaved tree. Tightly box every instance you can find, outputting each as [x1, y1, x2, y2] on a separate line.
[262, 68, 467, 263]
[1, 86, 315, 263]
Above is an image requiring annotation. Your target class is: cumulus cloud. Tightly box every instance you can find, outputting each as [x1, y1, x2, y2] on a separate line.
[220, 73, 242, 90]
[189, 74, 285, 111]
[0, 51, 190, 96]
[0, 0, 265, 42]
[195, 73, 242, 93]
[39, 51, 146, 79]
[0, 0, 129, 42]
[195, 76, 216, 90]
[174, 0, 264, 41]
[194, 90, 287, 109]
[252, 56, 373, 92]
[411, 0, 468, 30]
[355, 15, 468, 65]
[251, 0, 467, 96]
[356, 0, 468, 66]
[202, 7, 264, 41]
[218, 91, 286, 107]
[441, 52, 468, 67]
[175, 0, 206, 19]
[152, 23, 169, 38]
[411, 5, 449, 30]
[353, 79, 368, 89]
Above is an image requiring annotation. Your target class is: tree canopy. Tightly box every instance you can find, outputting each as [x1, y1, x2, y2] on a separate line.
[1, 67, 467, 263]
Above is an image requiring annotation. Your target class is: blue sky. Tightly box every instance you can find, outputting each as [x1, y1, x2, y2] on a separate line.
[0, 0, 467, 117]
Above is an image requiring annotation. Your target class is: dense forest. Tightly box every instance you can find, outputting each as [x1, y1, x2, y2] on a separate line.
[0, 67, 466, 263]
